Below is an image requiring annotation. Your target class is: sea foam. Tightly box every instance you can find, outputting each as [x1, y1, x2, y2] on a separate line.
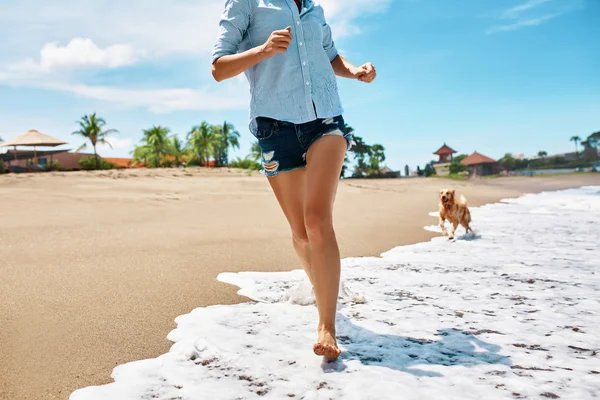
[71, 186, 600, 400]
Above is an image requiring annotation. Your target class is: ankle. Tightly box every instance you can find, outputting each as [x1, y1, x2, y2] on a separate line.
[318, 323, 336, 334]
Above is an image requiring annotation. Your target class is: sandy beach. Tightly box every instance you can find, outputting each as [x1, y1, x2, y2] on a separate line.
[1, 169, 598, 400]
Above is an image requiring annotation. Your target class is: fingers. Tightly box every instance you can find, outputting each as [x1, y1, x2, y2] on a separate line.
[273, 27, 292, 40]
[267, 28, 293, 54]
[359, 73, 375, 83]
[272, 38, 292, 49]
[272, 38, 291, 53]
[354, 70, 367, 81]
[358, 62, 376, 83]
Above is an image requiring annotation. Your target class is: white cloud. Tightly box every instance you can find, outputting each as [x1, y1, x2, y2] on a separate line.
[502, 0, 553, 19]
[47, 81, 250, 113]
[487, 14, 558, 34]
[319, 0, 392, 37]
[0, 0, 224, 60]
[487, 0, 580, 34]
[0, 0, 391, 112]
[14, 38, 138, 73]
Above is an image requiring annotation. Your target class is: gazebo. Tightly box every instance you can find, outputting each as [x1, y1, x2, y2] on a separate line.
[1, 130, 67, 167]
[434, 143, 457, 163]
[432, 143, 457, 176]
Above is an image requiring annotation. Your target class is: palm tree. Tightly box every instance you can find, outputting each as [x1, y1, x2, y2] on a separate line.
[350, 135, 371, 178]
[570, 136, 581, 156]
[538, 151, 547, 157]
[587, 131, 600, 148]
[188, 122, 221, 166]
[132, 144, 152, 167]
[168, 136, 186, 167]
[368, 143, 386, 175]
[72, 113, 118, 169]
[250, 141, 262, 162]
[141, 125, 171, 168]
[216, 121, 240, 167]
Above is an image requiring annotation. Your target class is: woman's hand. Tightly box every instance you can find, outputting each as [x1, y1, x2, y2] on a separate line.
[259, 27, 293, 58]
[352, 62, 377, 83]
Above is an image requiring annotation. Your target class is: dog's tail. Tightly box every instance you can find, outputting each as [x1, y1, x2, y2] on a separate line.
[459, 194, 468, 206]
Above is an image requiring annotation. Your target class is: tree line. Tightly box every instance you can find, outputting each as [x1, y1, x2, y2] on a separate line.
[132, 121, 240, 168]
[70, 113, 241, 169]
[499, 131, 600, 171]
[568, 131, 599, 156]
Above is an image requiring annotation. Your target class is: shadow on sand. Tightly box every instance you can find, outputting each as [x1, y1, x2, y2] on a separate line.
[322, 314, 511, 377]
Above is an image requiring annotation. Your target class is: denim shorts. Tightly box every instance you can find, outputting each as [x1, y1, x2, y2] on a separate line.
[253, 115, 354, 177]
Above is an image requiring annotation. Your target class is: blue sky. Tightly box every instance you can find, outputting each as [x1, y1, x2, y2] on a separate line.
[0, 0, 598, 171]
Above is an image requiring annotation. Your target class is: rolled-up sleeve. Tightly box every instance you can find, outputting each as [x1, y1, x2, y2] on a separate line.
[322, 21, 338, 62]
[212, 0, 251, 64]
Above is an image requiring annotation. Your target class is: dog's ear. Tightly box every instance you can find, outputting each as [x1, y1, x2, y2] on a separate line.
[450, 189, 455, 195]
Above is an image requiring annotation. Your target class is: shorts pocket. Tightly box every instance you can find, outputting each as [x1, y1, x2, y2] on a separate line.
[255, 117, 276, 141]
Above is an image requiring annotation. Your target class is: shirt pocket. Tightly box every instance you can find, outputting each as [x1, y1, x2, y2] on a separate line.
[250, 5, 294, 46]
[303, 14, 323, 46]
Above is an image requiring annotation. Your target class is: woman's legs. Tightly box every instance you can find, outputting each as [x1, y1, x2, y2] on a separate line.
[267, 168, 314, 285]
[304, 135, 347, 358]
[266, 134, 347, 359]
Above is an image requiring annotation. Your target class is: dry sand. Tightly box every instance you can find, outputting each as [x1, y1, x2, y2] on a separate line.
[1, 168, 598, 400]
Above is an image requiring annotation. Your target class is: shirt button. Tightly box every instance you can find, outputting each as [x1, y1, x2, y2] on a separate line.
[296, 21, 300, 25]
[299, 41, 303, 46]
[302, 61, 307, 66]
[306, 81, 310, 86]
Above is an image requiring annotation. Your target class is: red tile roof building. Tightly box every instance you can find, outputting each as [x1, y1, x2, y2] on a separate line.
[461, 152, 497, 165]
[461, 152, 499, 176]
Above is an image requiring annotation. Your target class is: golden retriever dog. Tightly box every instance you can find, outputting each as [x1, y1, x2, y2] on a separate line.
[439, 188, 472, 239]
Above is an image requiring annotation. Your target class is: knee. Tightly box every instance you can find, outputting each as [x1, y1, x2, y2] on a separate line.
[292, 229, 310, 247]
[304, 207, 333, 242]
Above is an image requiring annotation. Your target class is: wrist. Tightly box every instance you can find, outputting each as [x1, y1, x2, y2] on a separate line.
[256, 44, 270, 60]
[349, 66, 360, 79]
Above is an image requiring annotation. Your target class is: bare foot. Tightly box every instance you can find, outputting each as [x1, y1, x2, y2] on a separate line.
[313, 329, 341, 359]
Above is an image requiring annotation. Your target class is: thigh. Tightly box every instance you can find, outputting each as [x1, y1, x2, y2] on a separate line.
[305, 135, 347, 217]
[267, 168, 307, 235]
[302, 115, 353, 153]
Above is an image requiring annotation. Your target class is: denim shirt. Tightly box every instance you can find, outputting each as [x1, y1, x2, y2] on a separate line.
[212, 0, 344, 134]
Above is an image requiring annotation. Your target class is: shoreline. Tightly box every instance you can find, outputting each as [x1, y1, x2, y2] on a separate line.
[1, 171, 599, 400]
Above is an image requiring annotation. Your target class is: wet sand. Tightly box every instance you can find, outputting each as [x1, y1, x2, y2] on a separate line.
[1, 169, 598, 399]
